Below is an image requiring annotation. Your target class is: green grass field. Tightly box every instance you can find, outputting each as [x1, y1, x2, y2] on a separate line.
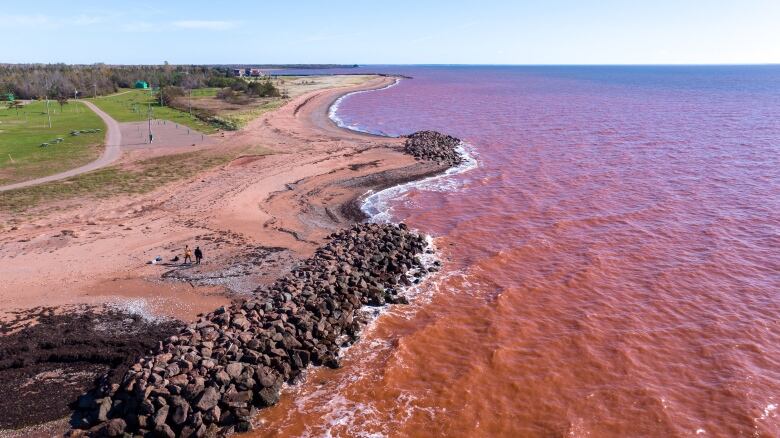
[88, 89, 219, 134]
[0, 144, 275, 214]
[0, 100, 105, 185]
[190, 87, 219, 98]
[0, 151, 232, 213]
[218, 100, 286, 128]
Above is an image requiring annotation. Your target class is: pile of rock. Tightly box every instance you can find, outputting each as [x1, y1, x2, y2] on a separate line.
[74, 223, 433, 437]
[404, 130, 463, 166]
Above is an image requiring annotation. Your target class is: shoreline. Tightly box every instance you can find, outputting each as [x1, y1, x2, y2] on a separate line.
[1, 75, 460, 435]
[327, 76, 401, 136]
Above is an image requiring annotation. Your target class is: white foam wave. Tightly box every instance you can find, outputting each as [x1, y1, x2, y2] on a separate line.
[361, 142, 479, 223]
[328, 77, 401, 136]
[760, 403, 777, 419]
[338, 235, 440, 353]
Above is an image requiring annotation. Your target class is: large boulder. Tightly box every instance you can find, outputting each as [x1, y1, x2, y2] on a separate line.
[404, 130, 463, 166]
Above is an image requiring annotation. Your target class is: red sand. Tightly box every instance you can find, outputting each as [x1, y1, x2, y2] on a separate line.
[120, 119, 216, 150]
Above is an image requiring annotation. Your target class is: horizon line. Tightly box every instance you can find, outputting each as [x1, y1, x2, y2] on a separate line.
[2, 62, 780, 67]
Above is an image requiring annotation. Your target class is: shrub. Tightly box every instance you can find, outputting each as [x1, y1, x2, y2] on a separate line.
[247, 80, 280, 98]
[160, 86, 185, 106]
[216, 87, 236, 100]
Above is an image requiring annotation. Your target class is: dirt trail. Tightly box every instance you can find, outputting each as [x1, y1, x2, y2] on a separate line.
[0, 101, 122, 192]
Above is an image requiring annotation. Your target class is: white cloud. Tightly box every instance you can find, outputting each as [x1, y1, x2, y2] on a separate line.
[172, 20, 238, 30]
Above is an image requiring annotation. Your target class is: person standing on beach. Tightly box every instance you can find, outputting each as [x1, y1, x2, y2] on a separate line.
[183, 245, 193, 264]
[194, 246, 203, 265]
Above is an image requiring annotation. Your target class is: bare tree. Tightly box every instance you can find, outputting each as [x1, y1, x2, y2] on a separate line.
[57, 95, 69, 112]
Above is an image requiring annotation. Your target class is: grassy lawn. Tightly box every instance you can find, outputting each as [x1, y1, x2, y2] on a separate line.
[214, 100, 286, 129]
[88, 89, 219, 134]
[0, 100, 105, 185]
[0, 145, 275, 214]
[190, 88, 219, 97]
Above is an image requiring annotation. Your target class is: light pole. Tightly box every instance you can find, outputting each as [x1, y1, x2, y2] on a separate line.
[44, 80, 52, 128]
[148, 103, 153, 144]
[45, 97, 51, 128]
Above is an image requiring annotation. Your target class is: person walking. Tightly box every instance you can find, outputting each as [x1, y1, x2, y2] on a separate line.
[194, 246, 203, 265]
[183, 245, 193, 264]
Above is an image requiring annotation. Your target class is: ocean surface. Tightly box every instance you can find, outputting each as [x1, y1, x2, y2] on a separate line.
[251, 66, 780, 437]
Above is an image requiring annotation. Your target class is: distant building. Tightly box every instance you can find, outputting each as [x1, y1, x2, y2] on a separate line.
[232, 68, 265, 78]
[134, 80, 149, 89]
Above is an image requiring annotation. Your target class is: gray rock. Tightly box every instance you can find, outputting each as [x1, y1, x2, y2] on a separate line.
[152, 404, 169, 428]
[203, 405, 220, 424]
[195, 387, 220, 411]
[154, 423, 175, 438]
[257, 386, 280, 407]
[165, 363, 180, 377]
[222, 390, 252, 407]
[225, 362, 243, 379]
[140, 398, 155, 415]
[171, 397, 190, 424]
[104, 418, 126, 437]
[95, 397, 112, 422]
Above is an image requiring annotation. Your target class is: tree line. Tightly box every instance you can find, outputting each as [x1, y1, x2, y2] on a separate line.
[0, 63, 356, 101]
[0, 64, 237, 100]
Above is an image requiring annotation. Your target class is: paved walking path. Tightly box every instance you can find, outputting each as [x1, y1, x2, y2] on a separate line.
[0, 101, 122, 192]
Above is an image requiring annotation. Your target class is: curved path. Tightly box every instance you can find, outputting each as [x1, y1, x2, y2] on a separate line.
[0, 100, 122, 192]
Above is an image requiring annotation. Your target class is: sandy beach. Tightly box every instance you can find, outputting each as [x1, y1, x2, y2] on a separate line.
[0, 75, 445, 322]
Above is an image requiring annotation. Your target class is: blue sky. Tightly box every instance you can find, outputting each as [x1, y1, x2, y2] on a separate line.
[1, 0, 779, 64]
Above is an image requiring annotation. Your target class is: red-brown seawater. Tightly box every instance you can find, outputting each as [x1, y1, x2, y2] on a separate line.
[248, 66, 780, 437]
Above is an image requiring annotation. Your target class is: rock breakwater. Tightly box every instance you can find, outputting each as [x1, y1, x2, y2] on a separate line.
[404, 130, 463, 166]
[75, 223, 435, 437]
